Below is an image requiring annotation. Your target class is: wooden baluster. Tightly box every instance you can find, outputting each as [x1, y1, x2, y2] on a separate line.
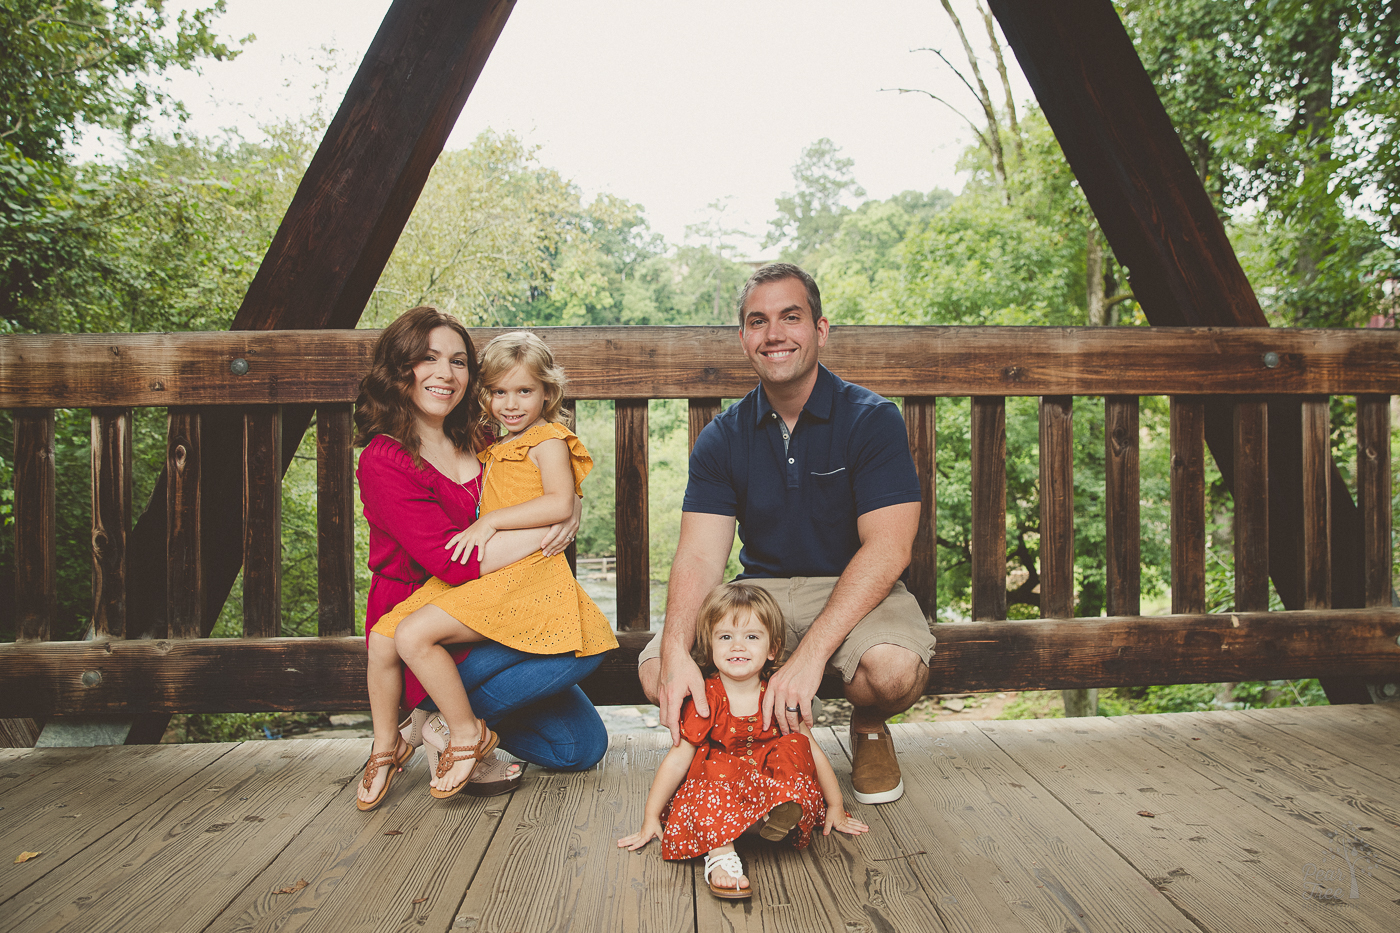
[1232, 399, 1270, 612]
[317, 403, 356, 636]
[1104, 396, 1140, 616]
[167, 408, 204, 639]
[243, 406, 283, 637]
[13, 409, 56, 642]
[615, 399, 650, 632]
[91, 408, 133, 638]
[1300, 397, 1332, 609]
[1039, 396, 1074, 618]
[1170, 397, 1206, 614]
[688, 397, 722, 452]
[904, 397, 937, 618]
[1357, 394, 1392, 609]
[971, 397, 1007, 621]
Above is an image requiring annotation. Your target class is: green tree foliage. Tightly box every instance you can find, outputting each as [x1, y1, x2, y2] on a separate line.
[765, 137, 867, 266]
[1, 0, 238, 327]
[1120, 0, 1400, 326]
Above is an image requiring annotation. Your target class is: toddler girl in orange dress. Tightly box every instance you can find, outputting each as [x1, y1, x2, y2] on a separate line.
[617, 582, 868, 899]
[375, 332, 616, 799]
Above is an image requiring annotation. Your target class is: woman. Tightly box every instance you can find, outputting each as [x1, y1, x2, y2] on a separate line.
[354, 306, 607, 808]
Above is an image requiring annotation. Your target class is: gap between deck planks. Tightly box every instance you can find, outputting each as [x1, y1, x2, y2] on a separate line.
[1, 707, 1398, 933]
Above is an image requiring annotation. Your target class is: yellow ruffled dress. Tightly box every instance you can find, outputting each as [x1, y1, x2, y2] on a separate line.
[374, 422, 618, 657]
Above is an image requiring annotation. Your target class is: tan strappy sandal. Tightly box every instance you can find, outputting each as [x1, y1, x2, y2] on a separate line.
[428, 724, 499, 800]
[356, 736, 414, 812]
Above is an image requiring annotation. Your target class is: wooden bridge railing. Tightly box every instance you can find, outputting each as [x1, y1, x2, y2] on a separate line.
[3, 325, 1399, 716]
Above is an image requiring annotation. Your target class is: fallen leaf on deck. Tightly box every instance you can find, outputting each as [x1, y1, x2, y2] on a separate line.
[412, 897, 427, 904]
[273, 879, 308, 895]
[14, 852, 41, 864]
[1138, 811, 1156, 818]
[384, 829, 403, 836]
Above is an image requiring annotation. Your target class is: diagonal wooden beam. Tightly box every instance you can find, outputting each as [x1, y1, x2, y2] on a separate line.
[989, 0, 1372, 701]
[122, 0, 515, 655]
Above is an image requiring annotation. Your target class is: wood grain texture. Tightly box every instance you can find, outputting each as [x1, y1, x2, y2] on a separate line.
[861, 720, 1197, 932]
[1301, 397, 1333, 609]
[1105, 396, 1141, 616]
[207, 744, 507, 933]
[13, 409, 56, 641]
[1356, 395, 1392, 608]
[1232, 399, 1269, 612]
[458, 734, 694, 933]
[615, 399, 650, 632]
[904, 396, 937, 617]
[1170, 398, 1206, 614]
[6, 610, 1399, 716]
[7, 326, 1400, 406]
[982, 714, 1400, 929]
[970, 397, 1008, 621]
[90, 409, 132, 639]
[165, 408, 203, 639]
[316, 403, 356, 636]
[1039, 396, 1074, 618]
[242, 406, 282, 638]
[687, 396, 722, 451]
[2, 740, 362, 933]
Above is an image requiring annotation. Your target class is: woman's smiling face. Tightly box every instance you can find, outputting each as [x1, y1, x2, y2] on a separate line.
[410, 326, 471, 427]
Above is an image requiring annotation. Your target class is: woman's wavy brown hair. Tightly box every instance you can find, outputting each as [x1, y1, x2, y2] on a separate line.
[353, 306, 483, 464]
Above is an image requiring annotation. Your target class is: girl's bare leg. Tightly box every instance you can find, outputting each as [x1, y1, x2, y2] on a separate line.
[360, 630, 408, 805]
[395, 605, 490, 793]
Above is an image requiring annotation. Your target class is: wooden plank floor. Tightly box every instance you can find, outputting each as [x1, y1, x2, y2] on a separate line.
[2, 704, 1397, 933]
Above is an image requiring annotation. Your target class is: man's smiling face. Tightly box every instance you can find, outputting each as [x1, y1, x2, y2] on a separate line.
[739, 276, 828, 393]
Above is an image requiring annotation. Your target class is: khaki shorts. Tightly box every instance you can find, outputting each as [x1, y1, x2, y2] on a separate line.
[638, 577, 936, 683]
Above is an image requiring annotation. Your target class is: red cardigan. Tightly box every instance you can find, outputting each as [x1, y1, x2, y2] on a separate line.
[358, 434, 482, 707]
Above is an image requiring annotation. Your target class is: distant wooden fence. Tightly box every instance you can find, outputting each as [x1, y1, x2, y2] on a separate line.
[3, 325, 1400, 715]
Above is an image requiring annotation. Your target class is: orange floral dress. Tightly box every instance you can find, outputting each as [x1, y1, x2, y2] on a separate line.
[373, 423, 617, 657]
[661, 676, 827, 859]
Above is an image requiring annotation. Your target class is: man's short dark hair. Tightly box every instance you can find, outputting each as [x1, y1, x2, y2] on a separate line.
[736, 262, 823, 323]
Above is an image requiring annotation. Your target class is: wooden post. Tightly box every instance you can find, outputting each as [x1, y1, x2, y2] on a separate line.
[317, 404, 357, 636]
[91, 409, 133, 638]
[1300, 398, 1332, 610]
[688, 398, 722, 452]
[904, 397, 937, 618]
[1104, 396, 1140, 616]
[13, 409, 56, 642]
[1232, 400, 1269, 612]
[971, 397, 1007, 621]
[1357, 395, 1392, 609]
[1039, 396, 1074, 618]
[615, 399, 650, 632]
[167, 408, 203, 640]
[242, 406, 283, 637]
[1170, 398, 1206, 614]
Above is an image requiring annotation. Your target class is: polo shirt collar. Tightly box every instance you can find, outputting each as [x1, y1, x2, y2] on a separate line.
[754, 364, 837, 426]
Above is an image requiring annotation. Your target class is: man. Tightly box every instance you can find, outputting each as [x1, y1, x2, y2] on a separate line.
[639, 262, 935, 804]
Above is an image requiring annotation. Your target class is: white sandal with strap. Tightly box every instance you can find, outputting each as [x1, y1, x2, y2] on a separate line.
[703, 850, 752, 900]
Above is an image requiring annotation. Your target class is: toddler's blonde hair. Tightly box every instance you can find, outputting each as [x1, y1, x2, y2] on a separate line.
[692, 582, 786, 678]
[477, 330, 570, 433]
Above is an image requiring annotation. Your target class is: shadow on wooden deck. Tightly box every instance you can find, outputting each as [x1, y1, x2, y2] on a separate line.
[2, 704, 1398, 932]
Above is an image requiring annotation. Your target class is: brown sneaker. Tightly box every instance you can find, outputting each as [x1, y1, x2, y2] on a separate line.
[850, 723, 904, 804]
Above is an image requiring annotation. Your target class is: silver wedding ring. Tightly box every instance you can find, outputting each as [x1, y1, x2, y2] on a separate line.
[785, 706, 800, 712]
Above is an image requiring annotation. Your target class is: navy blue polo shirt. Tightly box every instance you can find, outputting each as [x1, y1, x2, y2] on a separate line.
[683, 364, 922, 579]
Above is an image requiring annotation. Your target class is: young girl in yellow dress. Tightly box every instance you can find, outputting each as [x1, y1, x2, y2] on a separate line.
[373, 331, 617, 798]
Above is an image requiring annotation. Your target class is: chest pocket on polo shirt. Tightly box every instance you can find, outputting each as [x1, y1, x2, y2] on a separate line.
[810, 466, 853, 523]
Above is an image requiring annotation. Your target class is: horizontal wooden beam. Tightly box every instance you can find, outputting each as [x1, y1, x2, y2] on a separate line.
[5, 326, 1400, 407]
[3, 610, 1397, 715]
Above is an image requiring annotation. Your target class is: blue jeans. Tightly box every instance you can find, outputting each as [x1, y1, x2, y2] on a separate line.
[420, 643, 607, 771]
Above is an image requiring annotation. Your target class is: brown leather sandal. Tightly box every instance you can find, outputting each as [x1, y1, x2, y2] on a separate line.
[428, 725, 499, 800]
[356, 736, 414, 812]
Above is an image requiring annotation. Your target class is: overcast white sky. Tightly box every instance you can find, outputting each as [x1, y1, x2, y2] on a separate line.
[154, 0, 1031, 252]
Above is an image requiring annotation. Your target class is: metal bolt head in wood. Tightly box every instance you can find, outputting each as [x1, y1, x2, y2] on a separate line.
[81, 669, 102, 687]
[1384, 683, 1399, 697]
[1262, 351, 1279, 368]
[230, 358, 250, 376]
